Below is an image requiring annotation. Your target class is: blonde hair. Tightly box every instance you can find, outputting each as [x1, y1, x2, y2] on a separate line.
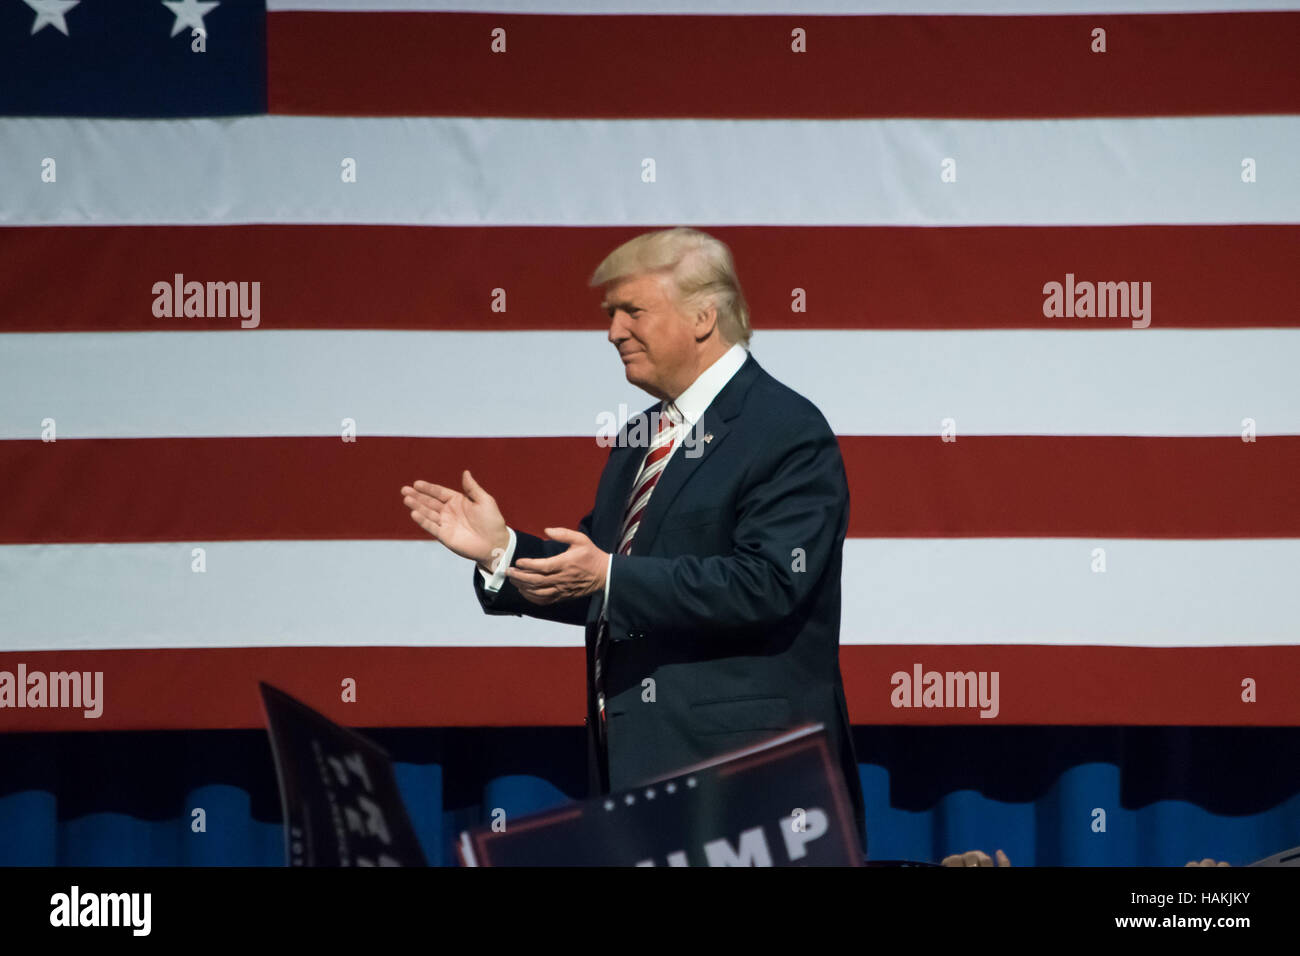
[589, 228, 752, 347]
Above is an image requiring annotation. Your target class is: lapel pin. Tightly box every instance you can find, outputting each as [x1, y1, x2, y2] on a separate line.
[703, 433, 713, 443]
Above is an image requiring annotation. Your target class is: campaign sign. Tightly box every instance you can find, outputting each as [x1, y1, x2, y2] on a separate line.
[259, 682, 427, 867]
[459, 724, 862, 866]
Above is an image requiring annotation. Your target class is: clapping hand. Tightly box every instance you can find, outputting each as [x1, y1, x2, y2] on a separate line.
[401, 470, 510, 572]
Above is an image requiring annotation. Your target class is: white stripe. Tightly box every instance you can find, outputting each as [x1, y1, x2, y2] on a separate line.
[621, 485, 654, 528]
[0, 541, 576, 651]
[2, 116, 1297, 226]
[2, 538, 1295, 650]
[2, 329, 1296, 438]
[841, 537, 1300, 646]
[627, 478, 657, 513]
[617, 523, 639, 553]
[268, 1, 1300, 13]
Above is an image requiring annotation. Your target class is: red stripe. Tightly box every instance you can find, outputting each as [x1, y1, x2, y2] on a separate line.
[2, 224, 1296, 332]
[265, 12, 1300, 119]
[0, 645, 1294, 731]
[1, 436, 1296, 543]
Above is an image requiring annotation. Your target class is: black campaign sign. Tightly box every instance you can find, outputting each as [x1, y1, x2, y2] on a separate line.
[459, 724, 862, 866]
[259, 683, 427, 867]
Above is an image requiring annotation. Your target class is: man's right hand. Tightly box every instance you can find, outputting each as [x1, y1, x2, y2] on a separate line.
[401, 470, 510, 572]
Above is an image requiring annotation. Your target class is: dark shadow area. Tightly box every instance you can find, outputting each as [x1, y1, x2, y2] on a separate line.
[851, 725, 1300, 815]
[0, 725, 1296, 823]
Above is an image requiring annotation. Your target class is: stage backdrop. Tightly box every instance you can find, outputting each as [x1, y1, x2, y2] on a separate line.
[0, 0, 1298, 864]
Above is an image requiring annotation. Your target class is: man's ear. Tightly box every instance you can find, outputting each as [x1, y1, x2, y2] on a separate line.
[693, 302, 719, 341]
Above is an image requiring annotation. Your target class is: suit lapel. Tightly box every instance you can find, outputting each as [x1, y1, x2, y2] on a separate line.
[597, 438, 646, 552]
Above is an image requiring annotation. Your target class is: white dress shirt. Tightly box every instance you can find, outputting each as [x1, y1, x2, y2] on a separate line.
[479, 342, 750, 617]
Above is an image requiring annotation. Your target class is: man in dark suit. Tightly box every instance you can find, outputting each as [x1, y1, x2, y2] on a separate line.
[401, 228, 866, 856]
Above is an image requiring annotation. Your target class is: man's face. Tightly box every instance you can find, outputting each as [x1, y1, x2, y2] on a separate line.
[603, 272, 698, 400]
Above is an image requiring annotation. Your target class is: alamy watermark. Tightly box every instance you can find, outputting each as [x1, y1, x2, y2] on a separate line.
[595, 404, 711, 458]
[0, 665, 102, 718]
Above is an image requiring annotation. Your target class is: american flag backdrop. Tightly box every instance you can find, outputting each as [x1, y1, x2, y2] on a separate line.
[1, 0, 1298, 733]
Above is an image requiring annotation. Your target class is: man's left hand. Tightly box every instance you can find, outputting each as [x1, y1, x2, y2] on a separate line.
[506, 527, 609, 604]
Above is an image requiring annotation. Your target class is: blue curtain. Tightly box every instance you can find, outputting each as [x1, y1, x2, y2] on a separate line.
[2, 727, 1296, 866]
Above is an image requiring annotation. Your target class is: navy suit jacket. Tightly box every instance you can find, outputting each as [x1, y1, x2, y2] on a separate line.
[472, 351, 867, 854]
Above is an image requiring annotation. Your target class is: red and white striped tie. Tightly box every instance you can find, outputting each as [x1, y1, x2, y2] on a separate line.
[617, 401, 682, 556]
[594, 401, 682, 747]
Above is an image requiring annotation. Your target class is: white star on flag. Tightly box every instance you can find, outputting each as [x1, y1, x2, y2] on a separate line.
[162, 0, 219, 39]
[23, 0, 80, 36]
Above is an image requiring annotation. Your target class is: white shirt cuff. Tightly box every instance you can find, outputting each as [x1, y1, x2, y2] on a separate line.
[601, 551, 612, 619]
[478, 527, 517, 593]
